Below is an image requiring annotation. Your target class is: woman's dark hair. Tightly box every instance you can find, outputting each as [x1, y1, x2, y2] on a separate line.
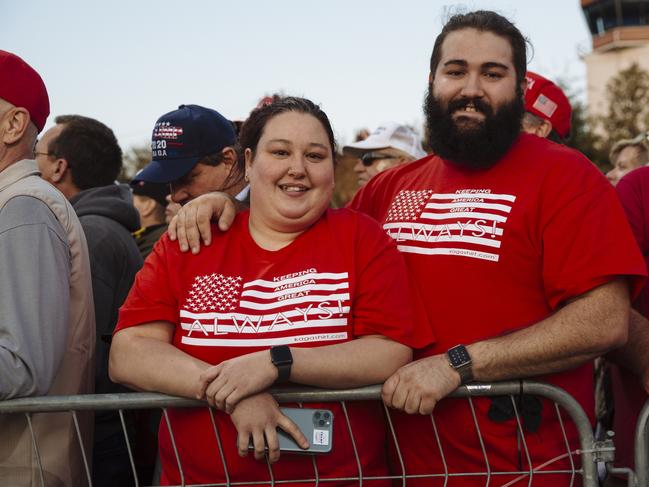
[429, 10, 529, 89]
[238, 97, 337, 160]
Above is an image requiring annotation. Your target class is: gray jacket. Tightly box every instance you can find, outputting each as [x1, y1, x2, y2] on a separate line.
[0, 160, 95, 487]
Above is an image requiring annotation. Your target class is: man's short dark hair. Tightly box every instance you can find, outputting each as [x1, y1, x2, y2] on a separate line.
[51, 115, 122, 190]
[429, 10, 529, 88]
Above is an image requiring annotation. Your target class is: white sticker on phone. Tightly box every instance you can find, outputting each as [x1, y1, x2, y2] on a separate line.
[313, 429, 329, 446]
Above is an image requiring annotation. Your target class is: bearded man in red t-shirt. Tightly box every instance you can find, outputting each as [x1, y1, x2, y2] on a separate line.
[347, 12, 645, 484]
[166, 10, 646, 486]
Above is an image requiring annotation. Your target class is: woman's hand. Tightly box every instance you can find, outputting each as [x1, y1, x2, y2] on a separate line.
[230, 393, 309, 463]
[199, 350, 278, 412]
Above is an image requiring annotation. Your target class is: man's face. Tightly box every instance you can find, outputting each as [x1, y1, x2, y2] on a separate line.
[34, 124, 64, 184]
[424, 28, 524, 168]
[607, 145, 647, 186]
[169, 161, 233, 205]
[353, 150, 404, 187]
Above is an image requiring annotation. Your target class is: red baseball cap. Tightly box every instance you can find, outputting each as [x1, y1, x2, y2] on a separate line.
[0, 50, 50, 132]
[524, 71, 571, 139]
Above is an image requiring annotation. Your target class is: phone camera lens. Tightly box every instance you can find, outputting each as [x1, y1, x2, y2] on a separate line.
[323, 412, 331, 419]
[318, 419, 325, 426]
[314, 412, 321, 419]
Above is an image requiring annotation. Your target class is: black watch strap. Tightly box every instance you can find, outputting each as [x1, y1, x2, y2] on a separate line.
[270, 345, 293, 384]
[447, 344, 474, 385]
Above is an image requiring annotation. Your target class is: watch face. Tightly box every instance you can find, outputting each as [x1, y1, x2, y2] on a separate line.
[448, 345, 471, 368]
[271, 345, 293, 366]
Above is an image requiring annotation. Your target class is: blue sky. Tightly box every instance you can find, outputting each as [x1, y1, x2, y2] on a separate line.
[4, 1, 591, 150]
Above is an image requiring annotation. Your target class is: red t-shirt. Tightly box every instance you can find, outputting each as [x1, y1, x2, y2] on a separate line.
[613, 166, 649, 472]
[350, 134, 646, 484]
[116, 208, 431, 486]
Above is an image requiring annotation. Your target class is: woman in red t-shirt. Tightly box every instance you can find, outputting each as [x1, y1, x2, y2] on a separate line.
[110, 97, 429, 485]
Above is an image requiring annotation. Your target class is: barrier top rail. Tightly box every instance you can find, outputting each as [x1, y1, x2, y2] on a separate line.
[0, 381, 590, 412]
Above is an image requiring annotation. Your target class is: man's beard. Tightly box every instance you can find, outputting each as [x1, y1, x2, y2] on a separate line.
[423, 88, 524, 169]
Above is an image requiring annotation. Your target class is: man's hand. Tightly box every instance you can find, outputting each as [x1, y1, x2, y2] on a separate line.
[230, 393, 309, 463]
[606, 308, 649, 394]
[381, 354, 461, 415]
[167, 192, 238, 253]
[198, 351, 278, 412]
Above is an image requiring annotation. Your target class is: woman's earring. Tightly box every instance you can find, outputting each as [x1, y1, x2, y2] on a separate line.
[244, 173, 250, 183]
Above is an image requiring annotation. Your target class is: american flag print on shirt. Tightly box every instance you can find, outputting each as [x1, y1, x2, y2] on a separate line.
[383, 189, 516, 262]
[179, 270, 351, 347]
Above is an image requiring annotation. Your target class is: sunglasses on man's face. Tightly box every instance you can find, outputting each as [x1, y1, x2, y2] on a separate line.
[360, 152, 399, 167]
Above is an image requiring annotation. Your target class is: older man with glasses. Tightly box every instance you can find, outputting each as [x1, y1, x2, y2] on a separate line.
[343, 122, 426, 187]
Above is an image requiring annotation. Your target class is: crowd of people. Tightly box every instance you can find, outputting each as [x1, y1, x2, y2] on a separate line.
[2, 8, 649, 487]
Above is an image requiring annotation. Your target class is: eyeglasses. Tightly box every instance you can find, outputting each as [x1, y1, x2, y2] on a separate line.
[34, 151, 53, 158]
[360, 152, 398, 167]
[630, 131, 649, 145]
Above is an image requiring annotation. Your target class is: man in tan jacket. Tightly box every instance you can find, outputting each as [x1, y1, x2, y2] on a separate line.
[0, 50, 95, 487]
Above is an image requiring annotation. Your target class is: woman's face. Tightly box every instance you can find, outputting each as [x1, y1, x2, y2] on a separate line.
[246, 111, 335, 234]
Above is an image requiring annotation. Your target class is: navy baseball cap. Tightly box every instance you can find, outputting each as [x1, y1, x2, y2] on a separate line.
[133, 104, 236, 184]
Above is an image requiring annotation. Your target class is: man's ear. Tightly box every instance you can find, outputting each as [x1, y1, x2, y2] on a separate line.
[244, 148, 253, 180]
[139, 197, 157, 218]
[536, 119, 553, 138]
[50, 157, 69, 184]
[1, 107, 31, 145]
[221, 146, 238, 167]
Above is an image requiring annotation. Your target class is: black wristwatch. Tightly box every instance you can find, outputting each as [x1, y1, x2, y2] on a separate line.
[447, 344, 474, 385]
[270, 345, 293, 384]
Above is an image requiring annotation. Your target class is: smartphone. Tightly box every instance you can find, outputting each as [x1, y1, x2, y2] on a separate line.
[248, 407, 333, 454]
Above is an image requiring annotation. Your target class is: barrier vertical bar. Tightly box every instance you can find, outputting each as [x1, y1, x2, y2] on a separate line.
[467, 396, 491, 486]
[383, 405, 406, 487]
[430, 413, 449, 487]
[298, 402, 320, 487]
[25, 412, 46, 487]
[71, 410, 93, 487]
[118, 409, 139, 487]
[341, 401, 363, 486]
[635, 399, 649, 487]
[509, 395, 533, 486]
[162, 408, 185, 486]
[264, 453, 275, 486]
[207, 408, 231, 486]
[555, 403, 577, 487]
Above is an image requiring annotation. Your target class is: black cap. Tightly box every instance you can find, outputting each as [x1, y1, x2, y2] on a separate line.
[130, 178, 170, 207]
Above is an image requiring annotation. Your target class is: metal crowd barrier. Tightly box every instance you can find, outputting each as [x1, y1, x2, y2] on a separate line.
[0, 380, 612, 487]
[636, 399, 649, 487]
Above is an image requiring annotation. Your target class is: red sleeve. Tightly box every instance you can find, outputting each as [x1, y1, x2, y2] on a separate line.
[349, 211, 434, 349]
[540, 156, 646, 308]
[115, 234, 180, 333]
